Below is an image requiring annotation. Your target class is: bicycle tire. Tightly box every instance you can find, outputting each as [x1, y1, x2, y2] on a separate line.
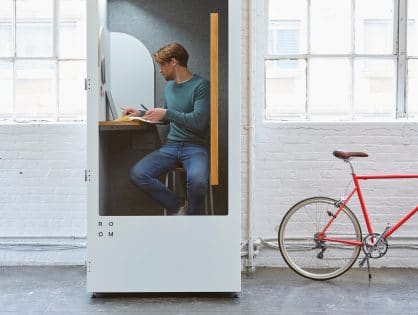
[278, 197, 362, 280]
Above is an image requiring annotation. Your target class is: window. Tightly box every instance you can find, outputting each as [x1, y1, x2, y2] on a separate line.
[0, 0, 86, 121]
[265, 0, 417, 121]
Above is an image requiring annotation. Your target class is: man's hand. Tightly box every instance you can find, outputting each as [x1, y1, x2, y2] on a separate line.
[143, 108, 167, 122]
[121, 107, 139, 116]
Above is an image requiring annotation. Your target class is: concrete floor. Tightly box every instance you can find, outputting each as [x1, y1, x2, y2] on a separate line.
[0, 267, 418, 314]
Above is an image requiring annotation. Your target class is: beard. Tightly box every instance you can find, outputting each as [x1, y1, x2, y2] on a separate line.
[163, 74, 173, 81]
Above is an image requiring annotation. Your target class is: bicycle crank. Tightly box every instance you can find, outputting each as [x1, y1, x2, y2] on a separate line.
[362, 232, 389, 259]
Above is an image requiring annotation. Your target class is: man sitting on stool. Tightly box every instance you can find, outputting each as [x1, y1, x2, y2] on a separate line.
[123, 43, 210, 215]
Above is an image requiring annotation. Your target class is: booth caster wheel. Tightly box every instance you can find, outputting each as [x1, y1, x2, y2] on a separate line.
[91, 293, 97, 298]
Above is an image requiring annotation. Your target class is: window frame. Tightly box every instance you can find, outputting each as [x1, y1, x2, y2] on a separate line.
[261, 0, 414, 121]
[407, 7, 418, 115]
[0, 0, 86, 122]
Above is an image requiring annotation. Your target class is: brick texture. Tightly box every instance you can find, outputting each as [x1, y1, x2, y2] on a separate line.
[0, 123, 87, 265]
[2, 3, 418, 269]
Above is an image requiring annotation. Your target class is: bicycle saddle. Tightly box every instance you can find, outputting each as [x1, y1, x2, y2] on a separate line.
[333, 150, 368, 159]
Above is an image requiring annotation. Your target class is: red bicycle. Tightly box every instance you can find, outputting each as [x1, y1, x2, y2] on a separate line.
[278, 151, 418, 280]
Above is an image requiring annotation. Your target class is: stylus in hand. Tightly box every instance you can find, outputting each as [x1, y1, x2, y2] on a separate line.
[140, 104, 149, 111]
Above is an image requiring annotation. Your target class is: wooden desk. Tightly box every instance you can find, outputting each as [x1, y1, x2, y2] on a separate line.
[99, 120, 150, 131]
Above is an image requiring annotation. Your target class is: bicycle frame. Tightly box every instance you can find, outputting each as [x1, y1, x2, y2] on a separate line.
[319, 172, 418, 247]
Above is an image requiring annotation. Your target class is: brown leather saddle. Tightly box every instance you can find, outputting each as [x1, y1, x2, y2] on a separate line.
[333, 150, 368, 160]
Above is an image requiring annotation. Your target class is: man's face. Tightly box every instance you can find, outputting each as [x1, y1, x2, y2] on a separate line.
[158, 59, 175, 81]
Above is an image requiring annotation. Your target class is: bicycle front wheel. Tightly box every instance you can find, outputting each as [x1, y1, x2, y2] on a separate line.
[278, 197, 362, 280]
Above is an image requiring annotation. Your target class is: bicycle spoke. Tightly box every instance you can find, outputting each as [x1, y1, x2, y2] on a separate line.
[302, 204, 318, 231]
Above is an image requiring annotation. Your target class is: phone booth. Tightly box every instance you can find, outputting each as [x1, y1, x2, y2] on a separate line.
[86, 0, 241, 293]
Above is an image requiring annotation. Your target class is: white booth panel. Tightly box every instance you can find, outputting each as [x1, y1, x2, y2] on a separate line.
[97, 1, 109, 121]
[110, 32, 155, 117]
[87, 0, 241, 293]
[87, 217, 240, 292]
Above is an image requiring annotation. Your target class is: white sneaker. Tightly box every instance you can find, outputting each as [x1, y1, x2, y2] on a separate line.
[174, 200, 188, 216]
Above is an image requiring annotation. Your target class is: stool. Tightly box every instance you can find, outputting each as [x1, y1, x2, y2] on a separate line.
[164, 167, 214, 215]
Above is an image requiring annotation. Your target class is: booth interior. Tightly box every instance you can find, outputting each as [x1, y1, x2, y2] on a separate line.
[98, 0, 228, 216]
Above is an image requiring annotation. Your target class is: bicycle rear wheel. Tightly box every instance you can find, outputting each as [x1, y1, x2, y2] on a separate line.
[278, 197, 362, 280]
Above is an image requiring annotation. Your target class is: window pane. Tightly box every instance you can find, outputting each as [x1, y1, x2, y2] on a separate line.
[0, 61, 13, 117]
[265, 60, 306, 119]
[407, 60, 418, 118]
[354, 59, 396, 118]
[16, 0, 53, 57]
[268, 0, 307, 55]
[310, 0, 352, 54]
[15, 60, 56, 119]
[59, 0, 86, 58]
[309, 58, 350, 118]
[59, 61, 86, 119]
[355, 0, 394, 54]
[0, 0, 13, 57]
[408, 0, 418, 56]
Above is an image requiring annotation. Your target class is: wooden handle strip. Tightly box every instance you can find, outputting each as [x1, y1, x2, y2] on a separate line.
[210, 13, 219, 186]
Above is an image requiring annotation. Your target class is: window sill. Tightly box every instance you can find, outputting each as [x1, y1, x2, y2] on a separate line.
[0, 120, 86, 126]
[261, 119, 418, 128]
[263, 117, 418, 123]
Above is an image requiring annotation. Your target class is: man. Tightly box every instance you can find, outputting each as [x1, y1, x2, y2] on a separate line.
[122, 43, 210, 215]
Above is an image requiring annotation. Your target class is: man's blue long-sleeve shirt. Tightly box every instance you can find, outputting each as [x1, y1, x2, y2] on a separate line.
[164, 74, 210, 146]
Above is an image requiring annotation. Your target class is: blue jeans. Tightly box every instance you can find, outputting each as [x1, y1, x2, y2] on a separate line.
[129, 142, 209, 215]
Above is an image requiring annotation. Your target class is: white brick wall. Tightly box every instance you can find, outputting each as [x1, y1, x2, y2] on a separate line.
[0, 123, 87, 265]
[1, 2, 418, 269]
[241, 1, 418, 269]
[252, 122, 418, 268]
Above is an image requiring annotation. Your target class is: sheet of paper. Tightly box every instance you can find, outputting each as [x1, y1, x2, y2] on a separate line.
[129, 116, 166, 125]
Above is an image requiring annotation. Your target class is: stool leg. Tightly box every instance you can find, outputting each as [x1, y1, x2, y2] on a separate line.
[163, 172, 169, 216]
[205, 190, 208, 215]
[209, 185, 214, 215]
[173, 169, 176, 194]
